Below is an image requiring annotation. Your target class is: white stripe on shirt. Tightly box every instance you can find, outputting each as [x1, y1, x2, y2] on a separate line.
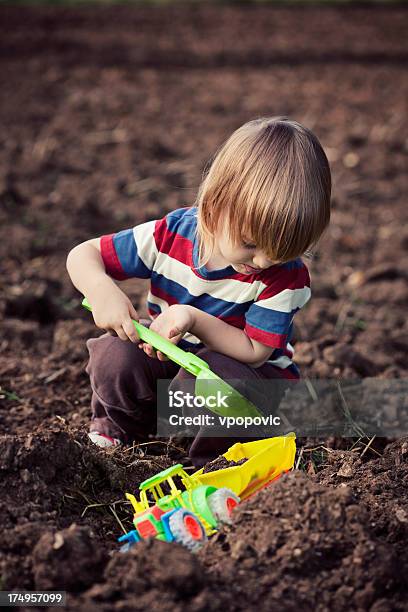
[153, 250, 266, 303]
[133, 220, 158, 271]
[256, 287, 311, 313]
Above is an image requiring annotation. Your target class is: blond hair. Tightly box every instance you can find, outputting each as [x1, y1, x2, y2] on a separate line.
[194, 116, 331, 268]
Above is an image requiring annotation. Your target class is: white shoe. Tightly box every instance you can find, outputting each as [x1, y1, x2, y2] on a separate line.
[88, 431, 122, 448]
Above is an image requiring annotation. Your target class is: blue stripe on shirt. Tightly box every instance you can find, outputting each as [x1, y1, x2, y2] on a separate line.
[150, 271, 250, 318]
[280, 258, 305, 271]
[113, 229, 151, 278]
[165, 207, 197, 241]
[246, 303, 299, 335]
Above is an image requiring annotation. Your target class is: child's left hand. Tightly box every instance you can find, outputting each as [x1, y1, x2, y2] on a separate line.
[138, 304, 195, 361]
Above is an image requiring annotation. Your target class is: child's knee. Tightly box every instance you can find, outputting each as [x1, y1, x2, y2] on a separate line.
[85, 334, 143, 383]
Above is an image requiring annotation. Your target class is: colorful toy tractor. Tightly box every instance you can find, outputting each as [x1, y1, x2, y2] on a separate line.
[118, 463, 239, 551]
[119, 433, 296, 552]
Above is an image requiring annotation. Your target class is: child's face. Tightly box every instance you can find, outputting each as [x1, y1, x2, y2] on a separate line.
[216, 225, 278, 274]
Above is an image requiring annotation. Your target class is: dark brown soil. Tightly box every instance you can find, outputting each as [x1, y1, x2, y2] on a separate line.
[0, 4, 407, 610]
[202, 456, 248, 473]
[200, 456, 408, 612]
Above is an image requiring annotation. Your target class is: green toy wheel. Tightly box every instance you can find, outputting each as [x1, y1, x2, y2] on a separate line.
[207, 488, 240, 525]
[168, 509, 207, 551]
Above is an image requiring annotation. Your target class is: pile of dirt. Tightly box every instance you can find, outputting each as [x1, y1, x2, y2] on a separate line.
[202, 456, 247, 474]
[2, 426, 407, 611]
[315, 438, 408, 559]
[0, 423, 177, 591]
[70, 539, 214, 612]
[200, 468, 407, 611]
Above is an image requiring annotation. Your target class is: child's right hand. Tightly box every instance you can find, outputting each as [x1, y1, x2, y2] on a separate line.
[87, 285, 140, 343]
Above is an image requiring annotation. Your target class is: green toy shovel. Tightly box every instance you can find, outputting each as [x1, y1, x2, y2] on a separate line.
[82, 297, 263, 418]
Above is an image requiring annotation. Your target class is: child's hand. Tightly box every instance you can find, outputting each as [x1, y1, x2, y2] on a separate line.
[139, 304, 195, 361]
[88, 285, 140, 343]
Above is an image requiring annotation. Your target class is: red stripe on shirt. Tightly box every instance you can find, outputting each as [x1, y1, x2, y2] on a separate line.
[154, 218, 194, 266]
[154, 218, 260, 283]
[150, 284, 180, 307]
[257, 265, 310, 299]
[244, 323, 288, 349]
[283, 345, 294, 358]
[100, 234, 129, 281]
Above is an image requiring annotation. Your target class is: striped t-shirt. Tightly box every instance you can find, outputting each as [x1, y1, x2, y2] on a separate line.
[100, 206, 311, 379]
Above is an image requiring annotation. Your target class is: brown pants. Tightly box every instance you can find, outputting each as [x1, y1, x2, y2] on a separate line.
[85, 330, 295, 467]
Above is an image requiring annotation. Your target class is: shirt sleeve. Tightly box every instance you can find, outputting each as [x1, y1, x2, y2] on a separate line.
[244, 260, 311, 349]
[100, 218, 161, 280]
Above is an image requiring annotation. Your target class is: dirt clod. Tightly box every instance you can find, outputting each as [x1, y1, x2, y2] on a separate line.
[202, 457, 248, 473]
[33, 524, 108, 592]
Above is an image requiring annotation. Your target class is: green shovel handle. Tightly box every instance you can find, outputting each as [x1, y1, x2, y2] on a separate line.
[81, 297, 211, 377]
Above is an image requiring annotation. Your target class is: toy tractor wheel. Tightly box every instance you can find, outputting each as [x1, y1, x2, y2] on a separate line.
[168, 509, 207, 551]
[207, 488, 240, 525]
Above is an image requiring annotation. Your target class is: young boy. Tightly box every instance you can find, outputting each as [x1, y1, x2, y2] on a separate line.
[66, 116, 331, 466]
